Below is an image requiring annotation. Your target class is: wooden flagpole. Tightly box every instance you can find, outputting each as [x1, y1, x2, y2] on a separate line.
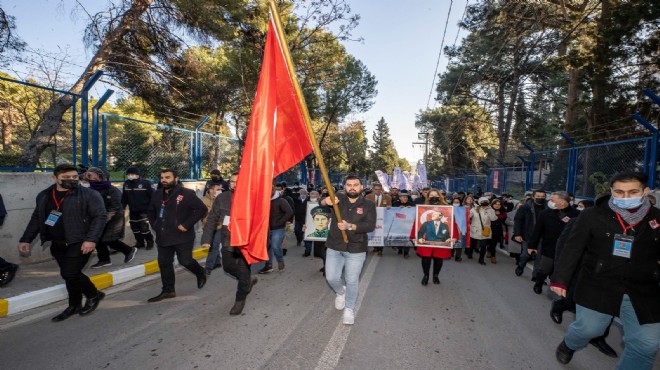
[267, 0, 348, 243]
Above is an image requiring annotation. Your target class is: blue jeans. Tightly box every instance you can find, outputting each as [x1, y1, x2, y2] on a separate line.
[564, 295, 660, 370]
[304, 241, 312, 254]
[325, 248, 366, 310]
[267, 228, 286, 267]
[204, 229, 222, 270]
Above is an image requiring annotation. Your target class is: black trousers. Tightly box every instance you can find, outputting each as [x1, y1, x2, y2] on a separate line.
[294, 221, 305, 244]
[221, 247, 252, 301]
[97, 240, 133, 262]
[0, 256, 12, 271]
[129, 211, 153, 245]
[157, 240, 205, 293]
[421, 257, 443, 276]
[51, 242, 98, 307]
[476, 239, 490, 263]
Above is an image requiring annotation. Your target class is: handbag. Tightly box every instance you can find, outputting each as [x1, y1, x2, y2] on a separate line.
[478, 210, 491, 237]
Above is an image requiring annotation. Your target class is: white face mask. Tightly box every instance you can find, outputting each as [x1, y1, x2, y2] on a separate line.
[547, 200, 557, 210]
[127, 175, 139, 180]
[411, 195, 418, 200]
[577, 206, 585, 211]
[309, 197, 318, 202]
[81, 182, 90, 188]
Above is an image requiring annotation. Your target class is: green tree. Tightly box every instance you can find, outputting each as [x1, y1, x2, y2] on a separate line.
[370, 117, 401, 175]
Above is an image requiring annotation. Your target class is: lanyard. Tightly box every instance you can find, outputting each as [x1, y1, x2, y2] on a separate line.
[51, 189, 70, 211]
[615, 213, 638, 235]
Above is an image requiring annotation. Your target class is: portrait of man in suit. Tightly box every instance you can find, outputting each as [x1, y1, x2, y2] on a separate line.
[416, 206, 454, 248]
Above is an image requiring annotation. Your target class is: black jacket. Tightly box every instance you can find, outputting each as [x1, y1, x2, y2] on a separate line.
[326, 193, 377, 253]
[121, 178, 153, 213]
[270, 196, 294, 230]
[20, 185, 107, 246]
[147, 185, 207, 247]
[552, 195, 660, 324]
[97, 185, 126, 242]
[0, 193, 6, 226]
[293, 196, 308, 224]
[513, 198, 545, 241]
[528, 207, 580, 258]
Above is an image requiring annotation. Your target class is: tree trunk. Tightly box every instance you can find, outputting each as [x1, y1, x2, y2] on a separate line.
[589, 0, 610, 134]
[17, 0, 153, 167]
[565, 68, 580, 130]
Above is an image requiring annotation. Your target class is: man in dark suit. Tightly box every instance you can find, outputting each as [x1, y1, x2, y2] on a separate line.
[417, 211, 450, 245]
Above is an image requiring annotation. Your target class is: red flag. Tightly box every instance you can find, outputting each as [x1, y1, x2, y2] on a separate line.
[395, 213, 406, 219]
[229, 18, 313, 264]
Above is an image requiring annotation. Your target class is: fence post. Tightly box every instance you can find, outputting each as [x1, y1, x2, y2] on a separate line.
[300, 160, 307, 185]
[91, 89, 114, 167]
[72, 97, 77, 166]
[480, 161, 490, 192]
[101, 114, 107, 169]
[633, 113, 659, 188]
[193, 116, 210, 179]
[522, 142, 535, 192]
[80, 70, 104, 167]
[560, 131, 578, 195]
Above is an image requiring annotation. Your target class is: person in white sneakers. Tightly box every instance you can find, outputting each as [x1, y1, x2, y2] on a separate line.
[321, 175, 377, 325]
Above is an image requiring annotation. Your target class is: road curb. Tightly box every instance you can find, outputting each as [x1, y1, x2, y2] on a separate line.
[0, 247, 209, 318]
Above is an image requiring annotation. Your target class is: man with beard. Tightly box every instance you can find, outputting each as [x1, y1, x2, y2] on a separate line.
[321, 175, 377, 325]
[146, 169, 208, 302]
[201, 173, 258, 315]
[18, 164, 107, 321]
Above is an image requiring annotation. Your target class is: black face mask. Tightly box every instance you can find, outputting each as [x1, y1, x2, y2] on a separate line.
[59, 179, 79, 189]
[429, 196, 440, 204]
[534, 198, 544, 205]
[211, 176, 220, 181]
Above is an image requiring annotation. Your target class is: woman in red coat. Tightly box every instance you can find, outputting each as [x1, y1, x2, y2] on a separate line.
[413, 189, 459, 285]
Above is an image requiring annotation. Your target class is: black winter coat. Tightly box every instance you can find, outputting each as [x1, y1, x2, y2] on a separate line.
[553, 195, 660, 324]
[326, 193, 377, 253]
[269, 197, 294, 230]
[97, 185, 126, 242]
[121, 178, 153, 213]
[20, 184, 107, 246]
[293, 197, 308, 224]
[147, 185, 207, 247]
[513, 198, 545, 241]
[528, 207, 580, 258]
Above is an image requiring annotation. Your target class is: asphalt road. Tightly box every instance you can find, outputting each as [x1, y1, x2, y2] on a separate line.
[1, 246, 658, 370]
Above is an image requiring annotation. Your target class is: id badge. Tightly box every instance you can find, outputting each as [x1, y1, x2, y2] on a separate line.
[45, 210, 62, 227]
[612, 234, 633, 258]
[159, 205, 165, 219]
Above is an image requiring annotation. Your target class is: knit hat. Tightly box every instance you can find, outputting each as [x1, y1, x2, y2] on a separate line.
[478, 197, 490, 204]
[126, 166, 141, 175]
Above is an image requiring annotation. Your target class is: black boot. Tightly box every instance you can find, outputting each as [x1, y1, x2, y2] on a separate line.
[454, 249, 463, 262]
[148, 291, 176, 303]
[550, 300, 564, 324]
[421, 275, 429, 286]
[79, 291, 105, 316]
[432, 275, 440, 284]
[133, 234, 146, 249]
[52, 306, 81, 322]
[555, 340, 575, 364]
[533, 281, 543, 294]
[589, 337, 617, 358]
[230, 299, 246, 315]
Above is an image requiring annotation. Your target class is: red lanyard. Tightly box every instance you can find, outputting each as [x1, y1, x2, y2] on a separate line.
[615, 213, 638, 235]
[51, 189, 69, 211]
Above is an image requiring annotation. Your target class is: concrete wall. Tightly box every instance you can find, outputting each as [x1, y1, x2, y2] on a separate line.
[0, 173, 207, 265]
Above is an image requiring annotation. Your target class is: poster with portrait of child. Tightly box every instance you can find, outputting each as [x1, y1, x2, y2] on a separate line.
[415, 205, 454, 248]
[304, 203, 332, 241]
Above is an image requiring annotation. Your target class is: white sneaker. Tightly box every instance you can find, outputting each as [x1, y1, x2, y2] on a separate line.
[334, 286, 346, 310]
[342, 308, 355, 325]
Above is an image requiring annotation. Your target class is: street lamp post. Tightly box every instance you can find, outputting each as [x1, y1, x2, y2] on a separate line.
[414, 131, 430, 169]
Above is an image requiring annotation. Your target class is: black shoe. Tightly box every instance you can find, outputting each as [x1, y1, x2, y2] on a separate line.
[404, 254, 410, 259]
[258, 266, 273, 274]
[550, 301, 563, 324]
[433, 276, 440, 284]
[230, 299, 246, 315]
[515, 265, 524, 276]
[421, 275, 429, 286]
[148, 291, 176, 303]
[555, 340, 575, 364]
[91, 260, 112, 269]
[479, 261, 486, 266]
[589, 337, 618, 358]
[197, 273, 207, 289]
[283, 249, 288, 256]
[52, 306, 80, 322]
[124, 247, 138, 263]
[0, 264, 19, 287]
[302, 252, 311, 257]
[146, 238, 154, 250]
[455, 257, 462, 262]
[79, 291, 105, 316]
[533, 283, 543, 295]
[319, 267, 325, 273]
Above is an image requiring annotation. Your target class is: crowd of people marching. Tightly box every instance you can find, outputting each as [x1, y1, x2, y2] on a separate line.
[2, 165, 659, 369]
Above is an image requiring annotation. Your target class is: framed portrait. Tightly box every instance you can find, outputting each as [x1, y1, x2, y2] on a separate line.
[415, 205, 454, 248]
[304, 203, 331, 241]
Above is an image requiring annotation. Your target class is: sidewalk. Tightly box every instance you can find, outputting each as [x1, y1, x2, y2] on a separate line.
[0, 243, 210, 317]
